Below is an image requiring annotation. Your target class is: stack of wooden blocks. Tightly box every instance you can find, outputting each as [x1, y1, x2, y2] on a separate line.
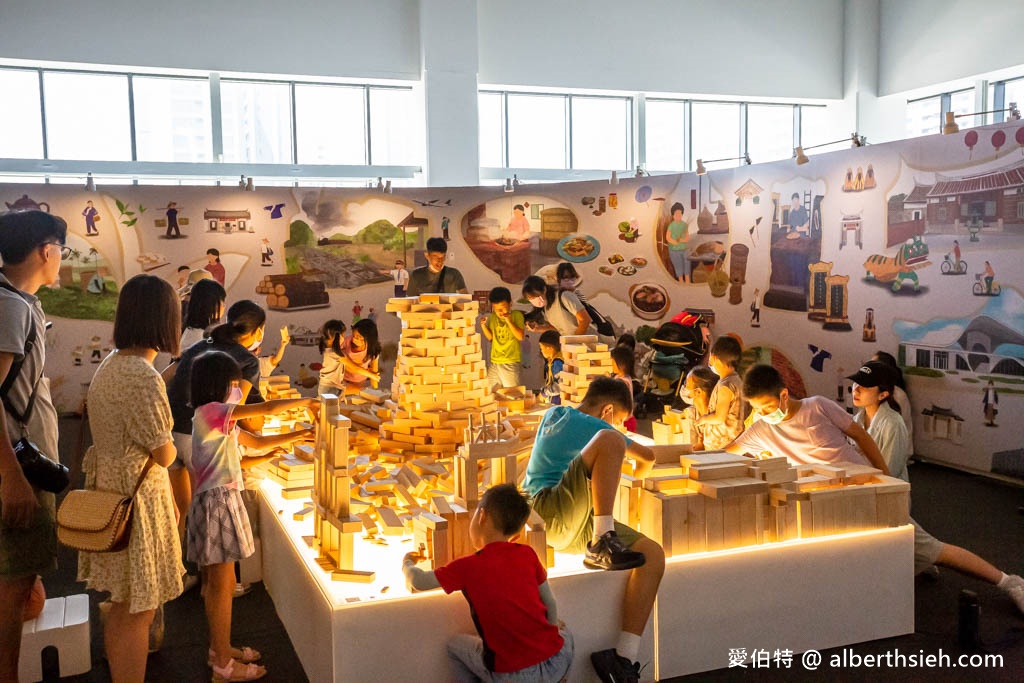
[650, 406, 690, 445]
[558, 335, 613, 405]
[310, 394, 375, 583]
[382, 294, 500, 461]
[622, 451, 911, 559]
[264, 454, 315, 500]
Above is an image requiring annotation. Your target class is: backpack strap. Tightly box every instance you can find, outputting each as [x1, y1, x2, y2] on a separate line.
[0, 282, 42, 427]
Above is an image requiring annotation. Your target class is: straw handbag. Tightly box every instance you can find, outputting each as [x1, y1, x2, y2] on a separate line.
[57, 449, 154, 553]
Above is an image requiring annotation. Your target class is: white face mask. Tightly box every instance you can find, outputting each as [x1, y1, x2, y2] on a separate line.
[246, 329, 264, 351]
[528, 295, 546, 308]
[761, 406, 787, 424]
[709, 364, 721, 377]
[678, 387, 693, 404]
[226, 386, 243, 405]
[559, 278, 577, 290]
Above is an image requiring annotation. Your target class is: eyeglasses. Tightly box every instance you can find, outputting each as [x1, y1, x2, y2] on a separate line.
[46, 242, 72, 260]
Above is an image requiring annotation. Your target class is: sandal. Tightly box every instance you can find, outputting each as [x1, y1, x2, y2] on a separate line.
[211, 658, 266, 682]
[208, 647, 261, 666]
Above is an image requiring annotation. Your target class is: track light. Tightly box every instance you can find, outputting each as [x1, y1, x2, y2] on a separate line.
[384, 180, 392, 194]
[696, 153, 751, 175]
[245, 177, 255, 192]
[794, 133, 867, 165]
[512, 174, 521, 190]
[635, 165, 647, 177]
[84, 173, 96, 192]
[239, 174, 246, 189]
[943, 104, 1021, 135]
[610, 171, 618, 185]
[504, 177, 514, 193]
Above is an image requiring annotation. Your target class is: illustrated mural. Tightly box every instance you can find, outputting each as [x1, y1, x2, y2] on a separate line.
[4, 119, 1024, 482]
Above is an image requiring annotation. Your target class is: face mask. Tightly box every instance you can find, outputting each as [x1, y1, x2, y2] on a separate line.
[528, 295, 546, 308]
[226, 386, 243, 405]
[761, 406, 787, 425]
[709, 364, 720, 377]
[559, 278, 577, 289]
[247, 338, 261, 351]
[678, 388, 693, 404]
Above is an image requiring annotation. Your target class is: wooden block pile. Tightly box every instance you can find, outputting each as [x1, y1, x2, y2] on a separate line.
[625, 451, 912, 559]
[650, 406, 690, 445]
[382, 294, 500, 459]
[255, 273, 330, 310]
[265, 453, 315, 500]
[493, 385, 537, 414]
[558, 335, 612, 405]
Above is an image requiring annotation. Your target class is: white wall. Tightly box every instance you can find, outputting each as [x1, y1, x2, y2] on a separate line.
[478, 0, 845, 99]
[879, 0, 1024, 96]
[0, 0, 421, 81]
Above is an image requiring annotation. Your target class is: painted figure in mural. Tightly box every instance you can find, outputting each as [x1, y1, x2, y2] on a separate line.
[72, 346, 83, 366]
[165, 202, 181, 238]
[367, 308, 376, 323]
[441, 215, 451, 241]
[504, 204, 531, 241]
[82, 200, 99, 236]
[664, 202, 690, 284]
[352, 301, 363, 324]
[863, 236, 930, 292]
[89, 335, 102, 363]
[175, 265, 190, 292]
[983, 380, 998, 427]
[204, 248, 225, 286]
[983, 261, 995, 294]
[749, 288, 761, 327]
[260, 237, 274, 267]
[786, 193, 809, 238]
[381, 259, 409, 297]
[808, 344, 832, 373]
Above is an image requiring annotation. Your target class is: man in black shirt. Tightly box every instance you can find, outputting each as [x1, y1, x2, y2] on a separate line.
[405, 237, 468, 296]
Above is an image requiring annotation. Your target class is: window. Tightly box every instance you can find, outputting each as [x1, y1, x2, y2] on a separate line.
[220, 80, 293, 164]
[1017, 201, 1024, 219]
[949, 89, 975, 128]
[570, 96, 631, 170]
[0, 69, 44, 159]
[133, 76, 212, 162]
[906, 96, 940, 138]
[478, 92, 504, 168]
[43, 71, 132, 160]
[645, 99, 686, 171]
[916, 349, 931, 368]
[691, 102, 740, 170]
[1005, 79, 1024, 118]
[956, 355, 970, 371]
[295, 84, 366, 165]
[747, 104, 794, 164]
[507, 94, 567, 169]
[933, 351, 948, 370]
[369, 88, 420, 166]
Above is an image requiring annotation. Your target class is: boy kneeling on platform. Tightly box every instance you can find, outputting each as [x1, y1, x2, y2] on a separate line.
[523, 376, 673, 683]
[403, 484, 573, 682]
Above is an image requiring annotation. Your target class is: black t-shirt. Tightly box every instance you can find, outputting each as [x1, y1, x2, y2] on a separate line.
[405, 266, 467, 296]
[167, 338, 264, 435]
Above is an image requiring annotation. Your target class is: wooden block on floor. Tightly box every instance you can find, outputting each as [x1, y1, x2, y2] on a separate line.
[331, 569, 376, 583]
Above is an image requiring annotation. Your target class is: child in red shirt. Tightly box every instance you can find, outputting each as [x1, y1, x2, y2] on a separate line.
[403, 484, 573, 681]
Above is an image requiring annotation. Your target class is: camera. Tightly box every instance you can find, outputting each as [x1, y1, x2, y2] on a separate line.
[14, 437, 69, 493]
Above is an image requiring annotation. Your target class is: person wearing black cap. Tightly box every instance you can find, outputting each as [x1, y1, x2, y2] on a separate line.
[849, 360, 1024, 615]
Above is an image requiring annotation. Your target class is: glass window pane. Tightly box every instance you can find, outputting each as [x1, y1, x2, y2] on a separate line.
[479, 92, 504, 167]
[295, 84, 366, 165]
[800, 105, 847, 155]
[0, 69, 44, 159]
[906, 96, 940, 137]
[133, 76, 212, 162]
[507, 94, 566, 169]
[571, 96, 630, 170]
[369, 88, 420, 166]
[691, 102, 740, 170]
[1003, 79, 1024, 122]
[746, 104, 793, 164]
[949, 90, 975, 129]
[645, 100, 686, 171]
[44, 72, 131, 161]
[221, 81, 292, 164]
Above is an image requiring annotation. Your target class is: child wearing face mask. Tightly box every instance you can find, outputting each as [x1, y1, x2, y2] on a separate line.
[696, 335, 744, 449]
[556, 262, 588, 304]
[723, 364, 890, 474]
[679, 366, 718, 450]
[188, 351, 318, 682]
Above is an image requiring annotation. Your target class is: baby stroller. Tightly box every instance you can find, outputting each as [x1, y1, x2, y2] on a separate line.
[635, 313, 709, 419]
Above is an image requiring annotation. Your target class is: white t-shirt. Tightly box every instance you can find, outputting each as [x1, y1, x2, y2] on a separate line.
[892, 385, 914, 452]
[179, 326, 205, 354]
[855, 403, 910, 481]
[545, 290, 584, 337]
[389, 268, 409, 287]
[730, 396, 867, 466]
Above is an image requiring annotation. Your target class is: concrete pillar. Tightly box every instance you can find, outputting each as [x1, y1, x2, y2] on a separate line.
[420, 0, 480, 187]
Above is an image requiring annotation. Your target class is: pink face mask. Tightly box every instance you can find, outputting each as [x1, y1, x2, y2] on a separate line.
[226, 386, 243, 405]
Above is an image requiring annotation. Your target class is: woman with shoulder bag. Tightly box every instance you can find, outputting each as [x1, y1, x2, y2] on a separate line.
[78, 274, 184, 682]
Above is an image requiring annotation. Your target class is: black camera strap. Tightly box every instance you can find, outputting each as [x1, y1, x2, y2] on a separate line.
[0, 281, 43, 428]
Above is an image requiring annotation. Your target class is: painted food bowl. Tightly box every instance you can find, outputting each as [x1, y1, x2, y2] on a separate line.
[629, 283, 670, 320]
[557, 234, 600, 263]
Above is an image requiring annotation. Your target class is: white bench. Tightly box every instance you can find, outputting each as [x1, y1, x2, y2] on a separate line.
[19, 594, 91, 682]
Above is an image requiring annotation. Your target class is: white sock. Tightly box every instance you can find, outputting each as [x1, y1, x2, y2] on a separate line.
[593, 515, 615, 541]
[616, 632, 641, 663]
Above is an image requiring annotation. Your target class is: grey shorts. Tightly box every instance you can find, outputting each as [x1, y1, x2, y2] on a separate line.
[487, 362, 521, 389]
[912, 517, 945, 575]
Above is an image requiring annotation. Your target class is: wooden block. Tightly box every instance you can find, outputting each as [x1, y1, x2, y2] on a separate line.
[689, 462, 751, 480]
[704, 497, 725, 550]
[680, 451, 749, 469]
[687, 476, 770, 499]
[331, 569, 376, 583]
[375, 506, 406, 536]
[293, 505, 314, 521]
[687, 492, 707, 552]
[643, 475, 689, 492]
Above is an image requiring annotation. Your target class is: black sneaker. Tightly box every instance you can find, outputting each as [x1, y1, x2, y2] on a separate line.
[590, 648, 640, 683]
[584, 531, 646, 571]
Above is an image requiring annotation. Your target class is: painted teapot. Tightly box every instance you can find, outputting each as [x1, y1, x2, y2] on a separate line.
[5, 194, 50, 212]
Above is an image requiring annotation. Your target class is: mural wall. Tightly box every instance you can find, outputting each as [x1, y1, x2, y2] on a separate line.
[5, 121, 1023, 480]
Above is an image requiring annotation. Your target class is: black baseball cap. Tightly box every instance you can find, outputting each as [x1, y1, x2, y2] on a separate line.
[847, 361, 897, 388]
